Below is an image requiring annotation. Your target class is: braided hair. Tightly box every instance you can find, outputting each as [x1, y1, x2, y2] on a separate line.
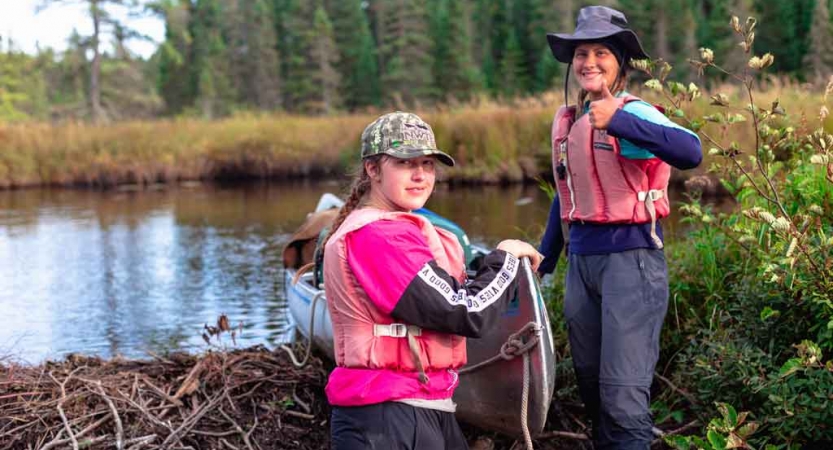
[292, 155, 382, 285]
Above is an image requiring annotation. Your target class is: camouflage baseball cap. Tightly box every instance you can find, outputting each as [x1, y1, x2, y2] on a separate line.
[360, 111, 455, 166]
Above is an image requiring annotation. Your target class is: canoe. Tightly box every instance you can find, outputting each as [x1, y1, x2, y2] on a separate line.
[282, 194, 556, 437]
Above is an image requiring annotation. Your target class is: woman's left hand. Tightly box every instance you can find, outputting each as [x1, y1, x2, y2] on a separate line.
[496, 239, 544, 273]
[588, 80, 618, 130]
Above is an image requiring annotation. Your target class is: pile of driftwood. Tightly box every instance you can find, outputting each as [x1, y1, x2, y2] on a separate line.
[0, 340, 701, 450]
[0, 346, 330, 450]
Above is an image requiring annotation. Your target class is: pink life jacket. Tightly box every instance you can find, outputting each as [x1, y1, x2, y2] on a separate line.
[323, 207, 467, 400]
[551, 95, 671, 248]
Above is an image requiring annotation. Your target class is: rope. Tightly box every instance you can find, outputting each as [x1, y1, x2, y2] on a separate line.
[458, 322, 541, 375]
[280, 291, 325, 368]
[520, 352, 533, 450]
[459, 321, 541, 450]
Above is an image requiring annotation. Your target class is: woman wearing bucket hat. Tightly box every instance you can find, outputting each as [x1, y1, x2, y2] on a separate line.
[537, 6, 702, 449]
[319, 111, 542, 449]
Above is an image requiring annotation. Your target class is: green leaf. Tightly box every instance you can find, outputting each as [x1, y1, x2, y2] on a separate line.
[717, 403, 738, 427]
[707, 429, 727, 449]
[779, 358, 803, 377]
[692, 437, 709, 448]
[672, 410, 685, 423]
[760, 307, 780, 321]
[690, 120, 704, 132]
[664, 435, 692, 450]
[737, 422, 759, 438]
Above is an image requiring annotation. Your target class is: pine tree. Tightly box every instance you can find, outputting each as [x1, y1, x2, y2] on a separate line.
[330, 0, 380, 109]
[233, 0, 281, 110]
[535, 45, 560, 92]
[527, 0, 562, 92]
[681, 3, 699, 81]
[499, 28, 529, 97]
[190, 0, 236, 118]
[0, 45, 49, 120]
[38, 0, 146, 122]
[309, 6, 341, 113]
[753, 0, 814, 75]
[282, 0, 314, 110]
[511, 0, 541, 90]
[803, 0, 833, 84]
[272, 0, 294, 97]
[431, 0, 482, 101]
[377, 0, 435, 106]
[472, 0, 505, 93]
[157, 0, 194, 114]
[101, 25, 163, 120]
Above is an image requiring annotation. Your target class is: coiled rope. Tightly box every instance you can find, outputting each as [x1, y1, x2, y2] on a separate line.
[459, 321, 542, 450]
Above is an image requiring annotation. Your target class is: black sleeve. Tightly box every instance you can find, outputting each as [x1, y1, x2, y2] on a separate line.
[537, 196, 564, 276]
[390, 250, 520, 338]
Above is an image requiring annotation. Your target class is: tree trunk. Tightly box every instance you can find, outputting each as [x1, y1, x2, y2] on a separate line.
[654, 7, 669, 62]
[90, 0, 104, 123]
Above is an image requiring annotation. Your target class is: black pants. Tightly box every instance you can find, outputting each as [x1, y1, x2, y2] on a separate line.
[565, 249, 670, 450]
[331, 402, 468, 450]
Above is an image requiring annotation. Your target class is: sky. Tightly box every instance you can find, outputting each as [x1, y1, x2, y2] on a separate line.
[0, 0, 165, 59]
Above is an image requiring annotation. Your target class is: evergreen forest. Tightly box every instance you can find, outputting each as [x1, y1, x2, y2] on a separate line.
[1, 0, 832, 122]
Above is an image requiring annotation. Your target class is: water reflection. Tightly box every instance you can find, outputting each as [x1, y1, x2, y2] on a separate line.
[0, 181, 707, 364]
[0, 182, 339, 364]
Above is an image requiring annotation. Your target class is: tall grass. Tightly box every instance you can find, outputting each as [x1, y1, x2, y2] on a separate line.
[0, 84, 828, 189]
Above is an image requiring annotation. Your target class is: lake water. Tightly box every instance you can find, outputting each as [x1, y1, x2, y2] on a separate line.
[0, 181, 698, 364]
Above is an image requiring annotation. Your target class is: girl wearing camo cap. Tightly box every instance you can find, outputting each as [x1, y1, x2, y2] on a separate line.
[538, 5, 702, 449]
[319, 111, 542, 449]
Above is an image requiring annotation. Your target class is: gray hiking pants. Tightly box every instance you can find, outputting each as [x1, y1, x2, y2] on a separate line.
[565, 249, 669, 450]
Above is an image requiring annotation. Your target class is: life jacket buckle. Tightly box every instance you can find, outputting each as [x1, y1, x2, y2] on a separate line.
[638, 189, 663, 202]
[390, 323, 408, 338]
[373, 323, 421, 338]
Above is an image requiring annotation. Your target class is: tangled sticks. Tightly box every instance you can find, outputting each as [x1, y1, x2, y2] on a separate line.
[0, 347, 330, 450]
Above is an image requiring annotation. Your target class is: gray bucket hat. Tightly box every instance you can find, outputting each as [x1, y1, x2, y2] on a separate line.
[360, 111, 455, 167]
[546, 6, 649, 65]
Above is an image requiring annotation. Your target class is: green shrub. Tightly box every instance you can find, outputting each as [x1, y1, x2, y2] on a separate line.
[627, 14, 833, 447]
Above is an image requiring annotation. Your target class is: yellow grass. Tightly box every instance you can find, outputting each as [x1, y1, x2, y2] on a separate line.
[0, 82, 829, 189]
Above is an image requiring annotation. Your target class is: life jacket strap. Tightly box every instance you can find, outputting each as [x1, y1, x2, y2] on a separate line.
[638, 189, 665, 249]
[373, 323, 429, 384]
[373, 323, 422, 338]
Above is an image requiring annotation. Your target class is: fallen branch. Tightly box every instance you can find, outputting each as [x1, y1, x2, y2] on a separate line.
[2, 348, 330, 450]
[89, 380, 124, 450]
[39, 413, 111, 450]
[535, 430, 590, 440]
[654, 372, 698, 406]
[651, 420, 701, 447]
[160, 390, 226, 449]
[48, 367, 86, 450]
[219, 407, 256, 450]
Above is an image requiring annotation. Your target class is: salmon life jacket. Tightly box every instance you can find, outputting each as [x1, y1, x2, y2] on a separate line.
[552, 94, 671, 248]
[323, 207, 467, 405]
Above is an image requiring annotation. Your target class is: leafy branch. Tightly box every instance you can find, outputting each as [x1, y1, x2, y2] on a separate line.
[631, 14, 831, 286]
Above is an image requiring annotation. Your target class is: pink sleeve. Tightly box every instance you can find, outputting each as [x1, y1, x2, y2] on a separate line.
[345, 221, 434, 314]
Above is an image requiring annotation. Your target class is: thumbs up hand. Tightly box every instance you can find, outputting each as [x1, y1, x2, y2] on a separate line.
[588, 79, 618, 130]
